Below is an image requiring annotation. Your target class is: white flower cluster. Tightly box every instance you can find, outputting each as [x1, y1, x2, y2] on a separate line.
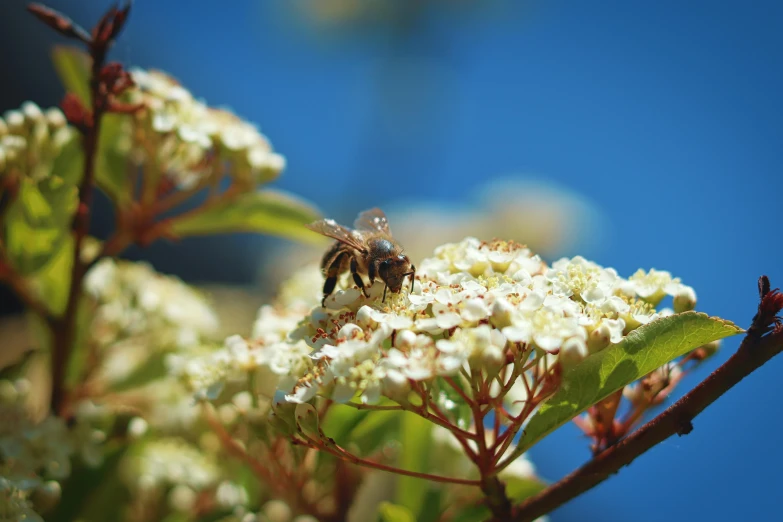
[0, 101, 76, 179]
[127, 68, 286, 189]
[0, 476, 44, 522]
[0, 379, 106, 520]
[120, 437, 248, 514]
[84, 258, 220, 385]
[182, 237, 698, 409]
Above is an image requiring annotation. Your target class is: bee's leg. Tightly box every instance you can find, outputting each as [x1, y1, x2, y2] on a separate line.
[350, 257, 370, 298]
[383, 285, 388, 302]
[409, 265, 416, 292]
[322, 251, 349, 307]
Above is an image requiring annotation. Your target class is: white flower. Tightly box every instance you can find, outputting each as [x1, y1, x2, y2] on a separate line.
[546, 256, 618, 305]
[174, 238, 698, 414]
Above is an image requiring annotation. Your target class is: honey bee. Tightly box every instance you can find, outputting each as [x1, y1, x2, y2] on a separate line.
[306, 208, 416, 307]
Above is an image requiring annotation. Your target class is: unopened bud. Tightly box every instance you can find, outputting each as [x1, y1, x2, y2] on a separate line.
[692, 340, 720, 361]
[2, 135, 26, 163]
[168, 484, 197, 512]
[673, 286, 697, 313]
[263, 499, 293, 522]
[490, 298, 514, 329]
[45, 107, 67, 129]
[14, 378, 31, 398]
[127, 417, 148, 439]
[21, 101, 44, 124]
[559, 337, 588, 370]
[3, 110, 25, 133]
[587, 323, 612, 354]
[32, 480, 62, 512]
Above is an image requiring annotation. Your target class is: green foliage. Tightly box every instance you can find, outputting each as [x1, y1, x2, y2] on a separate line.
[508, 312, 743, 461]
[109, 351, 169, 393]
[96, 114, 133, 204]
[396, 412, 433, 516]
[168, 190, 322, 243]
[505, 476, 546, 502]
[4, 174, 78, 276]
[51, 46, 91, 105]
[322, 403, 402, 455]
[47, 445, 130, 522]
[377, 502, 416, 522]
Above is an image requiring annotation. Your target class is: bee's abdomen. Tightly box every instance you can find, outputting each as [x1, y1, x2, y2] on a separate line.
[321, 241, 345, 271]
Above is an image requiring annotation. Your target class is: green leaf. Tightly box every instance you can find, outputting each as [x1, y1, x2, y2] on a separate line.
[417, 488, 444, 522]
[47, 444, 130, 522]
[96, 113, 132, 204]
[4, 177, 77, 275]
[377, 502, 416, 522]
[51, 46, 91, 104]
[168, 190, 322, 243]
[512, 312, 743, 458]
[396, 412, 432, 515]
[322, 404, 402, 455]
[505, 476, 546, 502]
[30, 237, 74, 316]
[109, 351, 169, 392]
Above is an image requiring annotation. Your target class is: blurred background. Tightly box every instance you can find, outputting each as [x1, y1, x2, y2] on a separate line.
[1, 0, 781, 520]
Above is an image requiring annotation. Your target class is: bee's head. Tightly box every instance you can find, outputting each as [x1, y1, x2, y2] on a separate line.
[379, 255, 414, 293]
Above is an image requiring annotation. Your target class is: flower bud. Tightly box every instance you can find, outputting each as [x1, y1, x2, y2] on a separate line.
[3, 110, 25, 133]
[263, 499, 293, 522]
[32, 480, 62, 513]
[21, 101, 44, 124]
[45, 107, 67, 130]
[127, 417, 148, 439]
[587, 323, 612, 354]
[559, 337, 588, 370]
[168, 484, 197, 512]
[14, 378, 31, 398]
[1, 135, 26, 164]
[490, 297, 514, 328]
[673, 285, 697, 313]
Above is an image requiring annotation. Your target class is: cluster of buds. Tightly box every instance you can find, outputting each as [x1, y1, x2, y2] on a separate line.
[0, 102, 76, 181]
[83, 258, 220, 386]
[124, 68, 286, 191]
[0, 378, 109, 519]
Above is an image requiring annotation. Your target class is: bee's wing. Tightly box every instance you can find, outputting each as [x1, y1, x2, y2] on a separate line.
[354, 208, 391, 234]
[305, 219, 367, 252]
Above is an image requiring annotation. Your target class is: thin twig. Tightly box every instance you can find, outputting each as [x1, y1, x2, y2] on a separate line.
[297, 435, 482, 486]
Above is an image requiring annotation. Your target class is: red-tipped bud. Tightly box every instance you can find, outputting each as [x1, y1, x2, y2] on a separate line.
[27, 3, 91, 43]
[61, 93, 91, 130]
[750, 276, 783, 337]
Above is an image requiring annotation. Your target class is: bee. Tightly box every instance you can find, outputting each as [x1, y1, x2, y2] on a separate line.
[306, 208, 416, 307]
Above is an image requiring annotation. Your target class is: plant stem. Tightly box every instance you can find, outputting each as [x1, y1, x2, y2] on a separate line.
[50, 39, 108, 416]
[298, 435, 482, 486]
[509, 326, 783, 521]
